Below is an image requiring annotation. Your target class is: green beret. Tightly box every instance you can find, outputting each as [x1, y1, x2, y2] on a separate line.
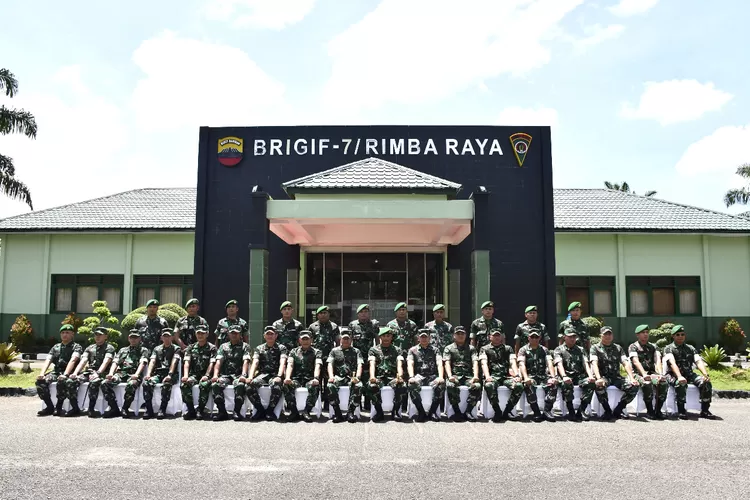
[433, 304, 445, 312]
[146, 299, 159, 307]
[567, 301, 582, 312]
[563, 327, 578, 337]
[280, 301, 292, 310]
[378, 327, 394, 336]
[634, 324, 649, 334]
[60, 324, 74, 332]
[316, 305, 329, 314]
[394, 302, 407, 312]
[525, 305, 537, 313]
[225, 299, 238, 308]
[357, 304, 369, 313]
[600, 326, 613, 334]
[481, 301, 494, 309]
[185, 298, 199, 308]
[671, 324, 685, 335]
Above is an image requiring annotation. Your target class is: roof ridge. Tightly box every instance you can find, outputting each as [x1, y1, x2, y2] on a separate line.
[610, 189, 750, 221]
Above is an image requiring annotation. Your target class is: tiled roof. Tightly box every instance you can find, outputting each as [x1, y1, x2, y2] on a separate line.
[282, 157, 462, 193]
[2, 187, 750, 233]
[739, 211, 750, 219]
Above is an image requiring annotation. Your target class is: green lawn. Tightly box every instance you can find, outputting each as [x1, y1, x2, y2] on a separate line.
[0, 368, 41, 388]
[706, 366, 750, 390]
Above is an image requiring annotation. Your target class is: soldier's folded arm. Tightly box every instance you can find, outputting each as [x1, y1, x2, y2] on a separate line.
[436, 354, 445, 380]
[480, 353, 491, 380]
[368, 355, 377, 382]
[407, 354, 415, 379]
[73, 352, 88, 378]
[248, 355, 260, 380]
[510, 354, 520, 379]
[663, 351, 681, 378]
[629, 349, 648, 377]
[63, 348, 82, 377]
[356, 353, 364, 380]
[653, 351, 663, 376]
[168, 350, 181, 378]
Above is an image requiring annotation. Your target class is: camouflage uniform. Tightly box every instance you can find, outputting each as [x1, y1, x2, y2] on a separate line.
[68, 342, 116, 412]
[425, 319, 454, 353]
[135, 315, 170, 352]
[628, 340, 668, 411]
[367, 344, 406, 407]
[557, 318, 589, 348]
[37, 342, 83, 407]
[211, 341, 251, 412]
[386, 318, 418, 351]
[407, 343, 445, 416]
[283, 346, 323, 410]
[480, 343, 523, 417]
[214, 317, 249, 346]
[143, 343, 182, 416]
[553, 343, 595, 410]
[273, 318, 304, 353]
[514, 321, 550, 348]
[247, 342, 288, 416]
[327, 345, 364, 412]
[590, 342, 638, 412]
[102, 344, 151, 413]
[664, 342, 712, 404]
[443, 343, 482, 412]
[181, 341, 216, 413]
[174, 315, 209, 348]
[470, 317, 504, 351]
[309, 320, 339, 360]
[517, 344, 558, 408]
[349, 319, 379, 359]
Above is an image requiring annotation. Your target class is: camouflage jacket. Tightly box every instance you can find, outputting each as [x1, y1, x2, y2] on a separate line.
[514, 321, 549, 346]
[47, 342, 83, 374]
[628, 341, 659, 374]
[150, 344, 182, 375]
[135, 315, 170, 351]
[424, 320, 454, 353]
[348, 319, 379, 356]
[557, 318, 589, 347]
[214, 316, 249, 345]
[174, 315, 209, 347]
[517, 344, 553, 378]
[479, 343, 516, 378]
[386, 318, 418, 351]
[309, 320, 339, 358]
[114, 345, 150, 376]
[664, 342, 699, 377]
[253, 342, 288, 375]
[273, 318, 303, 352]
[368, 344, 404, 379]
[81, 342, 115, 372]
[216, 341, 251, 376]
[327, 346, 363, 379]
[184, 342, 216, 378]
[470, 317, 504, 350]
[590, 343, 627, 379]
[553, 343, 589, 379]
[287, 346, 322, 381]
[443, 343, 478, 378]
[407, 344, 442, 378]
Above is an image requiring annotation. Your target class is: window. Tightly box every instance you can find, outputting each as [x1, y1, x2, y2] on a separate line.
[51, 275, 124, 314]
[555, 276, 616, 316]
[626, 276, 701, 316]
[133, 275, 194, 309]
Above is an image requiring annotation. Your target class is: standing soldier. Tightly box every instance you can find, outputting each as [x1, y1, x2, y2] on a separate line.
[349, 304, 379, 359]
[407, 330, 446, 422]
[274, 301, 304, 353]
[327, 329, 363, 423]
[558, 301, 589, 350]
[210, 324, 252, 421]
[628, 324, 667, 419]
[424, 304, 454, 353]
[470, 301, 504, 351]
[69, 327, 115, 418]
[663, 325, 715, 419]
[554, 328, 596, 421]
[174, 298, 209, 351]
[102, 329, 150, 418]
[143, 328, 182, 419]
[246, 326, 287, 421]
[367, 327, 407, 421]
[135, 299, 169, 352]
[589, 326, 639, 420]
[387, 302, 418, 351]
[309, 305, 339, 364]
[181, 325, 216, 420]
[443, 326, 482, 422]
[480, 329, 524, 422]
[514, 305, 550, 353]
[517, 330, 558, 422]
[283, 330, 323, 422]
[214, 299, 249, 345]
[36, 324, 83, 417]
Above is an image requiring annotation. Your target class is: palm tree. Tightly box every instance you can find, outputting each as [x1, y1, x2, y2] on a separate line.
[604, 181, 656, 197]
[0, 68, 35, 210]
[724, 164, 750, 208]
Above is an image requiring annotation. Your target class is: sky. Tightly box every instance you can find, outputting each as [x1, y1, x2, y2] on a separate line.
[1, 0, 749, 218]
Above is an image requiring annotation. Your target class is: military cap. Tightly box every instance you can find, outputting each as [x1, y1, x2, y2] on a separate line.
[394, 301, 407, 312]
[433, 304, 445, 312]
[93, 326, 108, 335]
[339, 329, 352, 338]
[60, 324, 75, 332]
[357, 304, 369, 313]
[567, 301, 582, 312]
[185, 298, 199, 308]
[161, 329, 173, 337]
[264, 325, 277, 334]
[417, 329, 431, 337]
[195, 325, 208, 333]
[146, 299, 159, 307]
[600, 326, 613, 334]
[481, 301, 494, 309]
[635, 324, 650, 334]
[454, 325, 467, 334]
[280, 301, 292, 310]
[489, 328, 502, 336]
[228, 324, 242, 333]
[563, 327, 578, 337]
[298, 330, 312, 339]
[525, 305, 537, 313]
[528, 329, 541, 337]
[128, 329, 141, 337]
[671, 324, 685, 335]
[316, 305, 329, 314]
[225, 299, 238, 308]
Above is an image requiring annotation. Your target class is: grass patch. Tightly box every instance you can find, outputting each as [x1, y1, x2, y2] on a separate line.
[707, 366, 750, 391]
[0, 368, 41, 388]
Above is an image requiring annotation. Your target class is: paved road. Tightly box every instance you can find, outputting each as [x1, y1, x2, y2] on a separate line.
[1, 398, 749, 499]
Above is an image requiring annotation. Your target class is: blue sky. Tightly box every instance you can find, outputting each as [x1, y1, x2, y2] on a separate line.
[1, 0, 749, 217]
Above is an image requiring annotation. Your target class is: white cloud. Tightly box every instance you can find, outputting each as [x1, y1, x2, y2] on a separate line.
[574, 24, 625, 49]
[202, 0, 315, 29]
[609, 0, 659, 17]
[620, 80, 733, 125]
[496, 106, 559, 127]
[321, 0, 585, 113]
[675, 125, 750, 177]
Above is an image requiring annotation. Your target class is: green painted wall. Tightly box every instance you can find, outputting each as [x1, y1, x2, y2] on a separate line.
[132, 233, 195, 274]
[707, 236, 750, 316]
[50, 234, 128, 273]
[622, 234, 703, 275]
[3, 235, 46, 314]
[555, 234, 617, 275]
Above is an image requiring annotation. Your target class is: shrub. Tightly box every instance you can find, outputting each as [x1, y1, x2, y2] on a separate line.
[10, 314, 33, 352]
[61, 312, 84, 332]
[77, 300, 121, 348]
[719, 319, 746, 355]
[581, 316, 603, 338]
[0, 343, 19, 370]
[649, 323, 674, 353]
[121, 306, 182, 332]
[700, 344, 726, 369]
[159, 303, 188, 318]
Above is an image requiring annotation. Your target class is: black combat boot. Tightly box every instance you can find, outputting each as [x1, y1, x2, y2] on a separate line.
[644, 400, 655, 419]
[142, 400, 155, 420]
[393, 389, 405, 421]
[530, 402, 544, 423]
[330, 403, 346, 423]
[87, 396, 100, 418]
[428, 400, 441, 422]
[266, 393, 281, 421]
[543, 401, 556, 422]
[213, 400, 229, 421]
[301, 404, 315, 423]
[53, 399, 65, 417]
[412, 398, 428, 422]
[347, 405, 358, 423]
[653, 405, 665, 420]
[450, 404, 465, 422]
[599, 400, 613, 421]
[37, 397, 55, 417]
[700, 402, 716, 419]
[157, 398, 169, 419]
[612, 401, 629, 420]
[490, 400, 504, 423]
[64, 397, 81, 417]
[577, 403, 590, 422]
[102, 398, 120, 418]
[566, 401, 578, 421]
[234, 399, 246, 421]
[121, 397, 134, 419]
[372, 402, 385, 422]
[677, 402, 687, 420]
[195, 405, 207, 420]
[183, 404, 197, 420]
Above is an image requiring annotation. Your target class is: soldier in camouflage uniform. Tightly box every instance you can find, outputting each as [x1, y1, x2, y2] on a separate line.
[283, 330, 323, 422]
[554, 328, 596, 421]
[628, 324, 667, 419]
[349, 303, 379, 359]
[424, 304, 454, 353]
[174, 298, 209, 351]
[518, 330, 557, 422]
[590, 326, 639, 420]
[557, 301, 590, 350]
[36, 324, 83, 417]
[367, 327, 406, 421]
[143, 329, 182, 419]
[214, 299, 249, 345]
[514, 305, 550, 353]
[327, 329, 363, 423]
[246, 326, 288, 421]
[480, 329, 523, 422]
[664, 324, 715, 419]
[444, 326, 482, 422]
[407, 330, 445, 422]
[181, 325, 216, 420]
[102, 330, 150, 418]
[134, 299, 170, 352]
[310, 305, 339, 358]
[211, 324, 251, 421]
[274, 301, 304, 353]
[470, 300, 504, 351]
[69, 327, 115, 418]
[387, 302, 418, 351]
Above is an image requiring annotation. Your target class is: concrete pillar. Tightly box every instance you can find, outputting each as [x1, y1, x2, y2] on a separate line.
[248, 248, 269, 346]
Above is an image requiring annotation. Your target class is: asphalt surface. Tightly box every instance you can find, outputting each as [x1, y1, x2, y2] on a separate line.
[1, 398, 749, 500]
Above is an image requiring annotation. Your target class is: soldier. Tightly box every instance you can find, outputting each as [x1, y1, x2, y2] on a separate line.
[134, 299, 169, 352]
[283, 330, 323, 422]
[554, 328, 596, 421]
[246, 326, 287, 421]
[590, 326, 639, 420]
[36, 324, 83, 417]
[387, 302, 418, 351]
[558, 301, 589, 350]
[309, 305, 339, 363]
[349, 304, 379, 360]
[274, 301, 304, 353]
[210, 324, 251, 421]
[517, 330, 558, 422]
[181, 325, 216, 420]
[143, 328, 182, 419]
[514, 305, 550, 353]
[443, 326, 482, 422]
[664, 325, 715, 419]
[424, 303, 454, 353]
[174, 298, 209, 351]
[102, 329, 150, 418]
[214, 299, 249, 345]
[367, 327, 407, 422]
[407, 329, 446, 422]
[628, 324, 667, 419]
[480, 329, 523, 422]
[327, 329, 363, 423]
[470, 300, 504, 351]
[69, 326, 115, 418]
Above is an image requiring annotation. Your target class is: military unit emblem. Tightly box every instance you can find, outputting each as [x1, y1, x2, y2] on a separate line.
[217, 137, 244, 167]
[509, 132, 532, 167]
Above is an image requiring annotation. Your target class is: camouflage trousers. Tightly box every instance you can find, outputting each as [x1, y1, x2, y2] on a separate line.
[282, 378, 320, 410]
[67, 371, 104, 405]
[180, 375, 212, 409]
[559, 375, 595, 408]
[36, 372, 69, 402]
[595, 376, 638, 407]
[102, 373, 142, 405]
[211, 375, 246, 405]
[522, 375, 558, 407]
[446, 375, 482, 408]
[635, 373, 668, 408]
[143, 372, 174, 405]
[408, 374, 445, 405]
[484, 376, 523, 410]
[327, 375, 363, 410]
[666, 371, 712, 404]
[246, 373, 283, 409]
[367, 376, 406, 405]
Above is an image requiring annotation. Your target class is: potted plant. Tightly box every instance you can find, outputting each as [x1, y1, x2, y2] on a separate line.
[720, 319, 746, 356]
[10, 314, 33, 358]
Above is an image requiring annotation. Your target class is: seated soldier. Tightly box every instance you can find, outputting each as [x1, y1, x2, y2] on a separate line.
[143, 328, 182, 419]
[181, 325, 216, 420]
[443, 326, 482, 422]
[517, 329, 557, 422]
[102, 329, 150, 418]
[480, 328, 524, 422]
[69, 327, 115, 418]
[246, 325, 287, 421]
[283, 330, 323, 422]
[367, 327, 407, 422]
[590, 326, 639, 420]
[210, 325, 251, 421]
[326, 329, 364, 423]
[36, 324, 83, 417]
[407, 329, 445, 422]
[554, 328, 596, 421]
